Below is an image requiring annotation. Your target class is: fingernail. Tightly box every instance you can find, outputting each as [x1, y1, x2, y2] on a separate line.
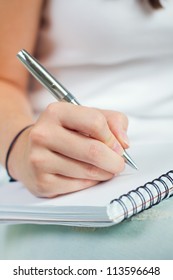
[121, 131, 130, 147]
[112, 142, 124, 156]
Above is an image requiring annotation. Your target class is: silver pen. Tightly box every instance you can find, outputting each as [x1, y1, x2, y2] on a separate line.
[17, 49, 138, 170]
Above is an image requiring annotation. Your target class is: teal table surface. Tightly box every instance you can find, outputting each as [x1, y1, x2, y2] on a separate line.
[0, 197, 173, 260]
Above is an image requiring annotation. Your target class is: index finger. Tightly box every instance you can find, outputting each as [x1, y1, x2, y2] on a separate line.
[46, 103, 123, 152]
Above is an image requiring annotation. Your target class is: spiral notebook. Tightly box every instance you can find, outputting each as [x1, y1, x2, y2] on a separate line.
[0, 141, 173, 227]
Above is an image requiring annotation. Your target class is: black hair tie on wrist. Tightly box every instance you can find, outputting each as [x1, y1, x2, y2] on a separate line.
[5, 124, 33, 182]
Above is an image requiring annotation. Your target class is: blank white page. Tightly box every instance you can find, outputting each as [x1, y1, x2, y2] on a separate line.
[0, 141, 172, 209]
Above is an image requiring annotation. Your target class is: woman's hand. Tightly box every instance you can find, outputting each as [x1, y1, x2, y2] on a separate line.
[8, 102, 129, 197]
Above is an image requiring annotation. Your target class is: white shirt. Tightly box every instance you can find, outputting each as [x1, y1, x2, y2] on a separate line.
[30, 0, 173, 120]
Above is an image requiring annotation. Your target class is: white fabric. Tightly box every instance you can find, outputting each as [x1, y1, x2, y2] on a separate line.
[30, 0, 173, 119]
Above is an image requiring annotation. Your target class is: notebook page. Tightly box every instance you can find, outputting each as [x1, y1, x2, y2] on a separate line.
[0, 141, 172, 209]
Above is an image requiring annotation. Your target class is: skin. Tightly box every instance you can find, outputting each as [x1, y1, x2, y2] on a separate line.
[0, 0, 129, 198]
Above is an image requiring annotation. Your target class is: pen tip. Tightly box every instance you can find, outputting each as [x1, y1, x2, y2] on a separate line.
[123, 150, 138, 170]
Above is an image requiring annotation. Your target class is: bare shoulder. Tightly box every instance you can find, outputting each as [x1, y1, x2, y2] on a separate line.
[0, 0, 43, 90]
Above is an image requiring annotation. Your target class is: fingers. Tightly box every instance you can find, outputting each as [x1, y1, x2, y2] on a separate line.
[25, 103, 128, 198]
[28, 144, 114, 198]
[31, 173, 100, 198]
[101, 109, 129, 149]
[30, 125, 125, 175]
[43, 102, 119, 149]
[29, 147, 114, 181]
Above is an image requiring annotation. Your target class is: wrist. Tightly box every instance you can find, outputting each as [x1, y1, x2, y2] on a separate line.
[6, 124, 33, 181]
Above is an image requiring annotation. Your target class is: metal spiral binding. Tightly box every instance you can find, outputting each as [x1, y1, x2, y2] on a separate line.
[110, 170, 173, 221]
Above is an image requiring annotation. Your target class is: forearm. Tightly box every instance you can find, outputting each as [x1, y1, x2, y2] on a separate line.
[0, 80, 34, 166]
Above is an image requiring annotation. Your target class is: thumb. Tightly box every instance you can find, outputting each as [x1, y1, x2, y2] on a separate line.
[101, 110, 130, 149]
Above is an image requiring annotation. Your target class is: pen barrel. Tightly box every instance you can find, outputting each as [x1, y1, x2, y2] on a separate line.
[17, 50, 79, 103]
[52, 83, 80, 105]
[61, 94, 80, 105]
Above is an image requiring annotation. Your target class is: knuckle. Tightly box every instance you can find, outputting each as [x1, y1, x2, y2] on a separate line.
[29, 153, 43, 169]
[45, 102, 69, 119]
[34, 174, 51, 198]
[44, 102, 65, 122]
[29, 127, 47, 146]
[90, 111, 106, 135]
[45, 102, 59, 118]
[85, 164, 100, 179]
[87, 141, 102, 164]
